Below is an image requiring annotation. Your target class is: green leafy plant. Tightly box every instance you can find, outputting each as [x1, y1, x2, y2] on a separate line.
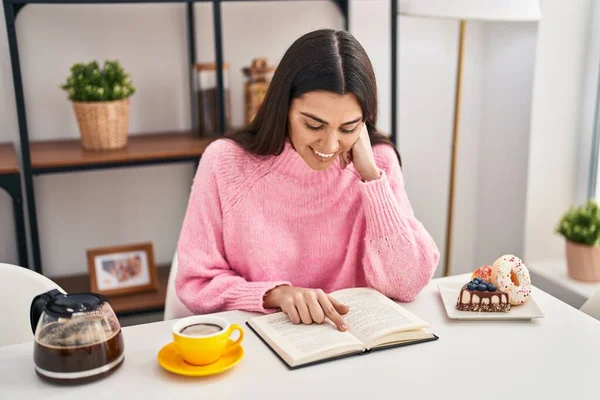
[556, 200, 600, 246]
[60, 59, 135, 102]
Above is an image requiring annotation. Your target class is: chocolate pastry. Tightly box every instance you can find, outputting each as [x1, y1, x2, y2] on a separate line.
[455, 278, 511, 312]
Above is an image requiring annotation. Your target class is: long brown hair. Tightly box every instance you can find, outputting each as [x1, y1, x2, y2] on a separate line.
[226, 28, 401, 166]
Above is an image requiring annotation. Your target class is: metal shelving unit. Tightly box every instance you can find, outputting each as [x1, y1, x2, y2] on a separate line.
[2, 0, 351, 313]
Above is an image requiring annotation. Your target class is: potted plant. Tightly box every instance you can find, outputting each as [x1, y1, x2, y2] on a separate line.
[61, 59, 135, 151]
[556, 199, 600, 282]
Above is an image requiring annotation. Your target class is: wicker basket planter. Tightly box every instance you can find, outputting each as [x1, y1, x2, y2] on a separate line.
[61, 60, 135, 151]
[72, 98, 130, 151]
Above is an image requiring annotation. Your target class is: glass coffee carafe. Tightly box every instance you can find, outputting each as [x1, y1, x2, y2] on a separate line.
[30, 289, 125, 384]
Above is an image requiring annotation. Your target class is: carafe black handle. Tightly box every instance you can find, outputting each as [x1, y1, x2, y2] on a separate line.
[30, 289, 62, 334]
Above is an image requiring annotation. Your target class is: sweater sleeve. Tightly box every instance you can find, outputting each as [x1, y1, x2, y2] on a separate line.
[359, 145, 440, 302]
[175, 141, 291, 315]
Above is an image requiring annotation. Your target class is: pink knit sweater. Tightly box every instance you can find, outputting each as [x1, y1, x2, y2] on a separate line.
[175, 138, 439, 315]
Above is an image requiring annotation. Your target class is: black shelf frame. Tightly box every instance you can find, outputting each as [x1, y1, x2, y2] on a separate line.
[390, 0, 397, 144]
[0, 170, 28, 267]
[2, 0, 352, 275]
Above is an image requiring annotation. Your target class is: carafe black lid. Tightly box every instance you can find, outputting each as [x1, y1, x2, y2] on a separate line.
[48, 292, 108, 317]
[34, 289, 108, 318]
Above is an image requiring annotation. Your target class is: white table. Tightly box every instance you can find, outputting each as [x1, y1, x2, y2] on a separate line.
[2, 274, 600, 399]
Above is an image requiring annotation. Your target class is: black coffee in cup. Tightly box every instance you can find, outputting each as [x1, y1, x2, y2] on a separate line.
[180, 323, 223, 336]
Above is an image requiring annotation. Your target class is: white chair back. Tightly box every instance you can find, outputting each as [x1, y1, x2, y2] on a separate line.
[163, 252, 193, 321]
[580, 289, 600, 321]
[0, 263, 65, 346]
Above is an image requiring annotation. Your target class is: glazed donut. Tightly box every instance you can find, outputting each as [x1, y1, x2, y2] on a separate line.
[491, 255, 531, 305]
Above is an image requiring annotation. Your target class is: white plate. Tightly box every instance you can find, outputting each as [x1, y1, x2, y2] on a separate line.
[437, 282, 545, 320]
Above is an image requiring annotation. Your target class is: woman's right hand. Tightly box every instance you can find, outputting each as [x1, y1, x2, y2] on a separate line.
[264, 286, 350, 331]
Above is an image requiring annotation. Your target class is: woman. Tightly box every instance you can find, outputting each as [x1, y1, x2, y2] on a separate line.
[175, 29, 439, 331]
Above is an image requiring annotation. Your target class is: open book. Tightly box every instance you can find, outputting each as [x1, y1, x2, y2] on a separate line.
[246, 287, 438, 369]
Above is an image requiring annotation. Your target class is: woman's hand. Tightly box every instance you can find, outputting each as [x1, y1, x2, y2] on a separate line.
[264, 286, 350, 331]
[340, 122, 381, 182]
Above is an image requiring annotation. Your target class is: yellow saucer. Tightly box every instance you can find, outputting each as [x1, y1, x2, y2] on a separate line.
[157, 340, 244, 377]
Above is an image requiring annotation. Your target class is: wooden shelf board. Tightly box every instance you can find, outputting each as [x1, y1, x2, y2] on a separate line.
[53, 265, 171, 315]
[30, 131, 216, 172]
[0, 142, 19, 175]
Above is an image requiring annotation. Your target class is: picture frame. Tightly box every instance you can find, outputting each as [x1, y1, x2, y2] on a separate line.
[86, 242, 158, 297]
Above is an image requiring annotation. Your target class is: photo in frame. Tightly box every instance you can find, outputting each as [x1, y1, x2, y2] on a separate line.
[87, 242, 158, 297]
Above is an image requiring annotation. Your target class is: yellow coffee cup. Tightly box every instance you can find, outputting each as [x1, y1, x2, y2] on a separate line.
[172, 316, 244, 366]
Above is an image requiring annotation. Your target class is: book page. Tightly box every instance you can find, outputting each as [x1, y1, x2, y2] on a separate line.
[248, 312, 364, 367]
[329, 288, 429, 345]
[369, 328, 434, 349]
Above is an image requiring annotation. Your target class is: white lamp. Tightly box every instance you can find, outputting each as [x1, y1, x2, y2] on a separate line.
[399, 0, 541, 21]
[398, 0, 542, 276]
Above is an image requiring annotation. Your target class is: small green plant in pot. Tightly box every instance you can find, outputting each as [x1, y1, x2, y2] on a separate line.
[61, 60, 135, 151]
[556, 200, 600, 282]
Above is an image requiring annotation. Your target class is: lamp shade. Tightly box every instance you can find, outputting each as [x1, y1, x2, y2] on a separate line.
[398, 0, 541, 21]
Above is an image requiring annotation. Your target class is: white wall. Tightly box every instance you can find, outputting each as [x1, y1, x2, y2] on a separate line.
[524, 0, 593, 263]
[398, 16, 485, 276]
[0, 191, 16, 262]
[474, 22, 538, 266]
[578, 1, 600, 204]
[0, 0, 555, 281]
[399, 0, 595, 272]
[398, 16, 538, 275]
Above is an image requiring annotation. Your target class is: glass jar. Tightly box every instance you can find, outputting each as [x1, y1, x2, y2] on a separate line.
[195, 62, 231, 136]
[243, 58, 276, 125]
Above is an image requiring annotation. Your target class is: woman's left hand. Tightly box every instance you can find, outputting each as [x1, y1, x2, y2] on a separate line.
[340, 122, 381, 182]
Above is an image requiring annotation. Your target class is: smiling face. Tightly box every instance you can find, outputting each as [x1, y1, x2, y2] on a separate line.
[287, 91, 363, 170]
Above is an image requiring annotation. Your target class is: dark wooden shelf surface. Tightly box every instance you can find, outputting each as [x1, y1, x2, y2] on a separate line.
[53, 265, 171, 315]
[30, 131, 215, 173]
[0, 143, 19, 176]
